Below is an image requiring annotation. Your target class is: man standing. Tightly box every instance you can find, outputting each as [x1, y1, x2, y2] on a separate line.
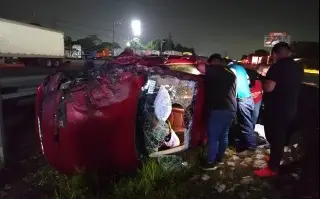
[228, 60, 257, 157]
[254, 42, 303, 177]
[197, 54, 237, 170]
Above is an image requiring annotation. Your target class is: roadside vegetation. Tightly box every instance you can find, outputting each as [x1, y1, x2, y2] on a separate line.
[1, 139, 306, 199]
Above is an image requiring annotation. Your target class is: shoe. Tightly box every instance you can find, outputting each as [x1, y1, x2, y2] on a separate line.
[254, 167, 276, 177]
[237, 149, 256, 158]
[200, 161, 218, 171]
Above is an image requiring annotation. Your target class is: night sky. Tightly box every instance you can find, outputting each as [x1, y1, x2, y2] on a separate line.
[1, 0, 319, 58]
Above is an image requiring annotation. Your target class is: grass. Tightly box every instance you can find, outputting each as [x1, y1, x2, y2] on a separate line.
[11, 142, 306, 199]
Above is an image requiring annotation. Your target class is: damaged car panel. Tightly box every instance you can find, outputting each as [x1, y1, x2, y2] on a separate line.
[35, 57, 206, 174]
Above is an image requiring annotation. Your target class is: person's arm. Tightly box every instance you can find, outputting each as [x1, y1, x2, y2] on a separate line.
[263, 80, 276, 92]
[247, 74, 250, 85]
[197, 63, 206, 74]
[230, 67, 236, 75]
[263, 65, 278, 92]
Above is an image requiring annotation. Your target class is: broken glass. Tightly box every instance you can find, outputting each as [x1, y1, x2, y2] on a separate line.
[136, 71, 199, 170]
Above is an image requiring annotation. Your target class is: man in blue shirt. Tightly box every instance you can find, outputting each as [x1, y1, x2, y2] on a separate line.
[228, 60, 257, 157]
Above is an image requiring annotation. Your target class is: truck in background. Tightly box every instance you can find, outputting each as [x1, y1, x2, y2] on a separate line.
[0, 17, 64, 67]
[65, 45, 82, 59]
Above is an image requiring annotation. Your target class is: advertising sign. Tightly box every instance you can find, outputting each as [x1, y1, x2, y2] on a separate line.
[264, 32, 290, 47]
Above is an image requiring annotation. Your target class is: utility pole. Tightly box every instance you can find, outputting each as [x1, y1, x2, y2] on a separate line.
[112, 21, 115, 56]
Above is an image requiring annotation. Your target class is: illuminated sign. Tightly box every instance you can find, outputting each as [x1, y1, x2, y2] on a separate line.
[264, 32, 290, 47]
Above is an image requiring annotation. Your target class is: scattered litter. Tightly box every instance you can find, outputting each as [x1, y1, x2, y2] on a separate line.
[265, 149, 270, 154]
[215, 184, 226, 193]
[255, 124, 266, 139]
[253, 160, 267, 169]
[240, 161, 248, 167]
[201, 174, 210, 181]
[244, 157, 253, 164]
[229, 155, 240, 161]
[227, 161, 236, 167]
[0, 191, 7, 197]
[227, 184, 240, 192]
[3, 184, 11, 191]
[240, 176, 254, 184]
[189, 174, 200, 181]
[293, 143, 298, 148]
[255, 154, 265, 160]
[181, 162, 188, 167]
[291, 173, 300, 180]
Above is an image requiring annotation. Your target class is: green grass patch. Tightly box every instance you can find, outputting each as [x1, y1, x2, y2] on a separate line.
[30, 145, 305, 199]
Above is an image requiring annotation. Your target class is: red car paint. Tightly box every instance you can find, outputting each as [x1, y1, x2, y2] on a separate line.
[35, 56, 206, 174]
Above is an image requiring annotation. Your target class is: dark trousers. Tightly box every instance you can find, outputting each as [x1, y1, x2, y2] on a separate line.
[264, 112, 295, 171]
[237, 97, 256, 150]
[206, 110, 236, 162]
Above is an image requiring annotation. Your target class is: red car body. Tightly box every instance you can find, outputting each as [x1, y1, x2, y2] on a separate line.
[35, 56, 206, 174]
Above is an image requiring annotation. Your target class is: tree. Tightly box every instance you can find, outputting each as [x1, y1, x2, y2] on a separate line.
[76, 35, 103, 51]
[86, 35, 102, 46]
[130, 38, 145, 50]
[162, 38, 174, 51]
[96, 42, 121, 51]
[112, 42, 121, 50]
[146, 39, 162, 51]
[174, 43, 195, 55]
[64, 36, 73, 50]
[254, 49, 269, 56]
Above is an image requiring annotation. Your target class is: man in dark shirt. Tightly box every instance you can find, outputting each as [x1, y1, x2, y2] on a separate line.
[254, 42, 303, 177]
[197, 53, 237, 170]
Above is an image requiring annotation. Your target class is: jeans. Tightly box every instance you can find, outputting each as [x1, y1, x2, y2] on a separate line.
[252, 100, 262, 128]
[237, 97, 257, 150]
[207, 110, 236, 162]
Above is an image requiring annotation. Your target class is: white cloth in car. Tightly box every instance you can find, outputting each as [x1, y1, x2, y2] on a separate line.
[164, 129, 180, 148]
[154, 86, 172, 121]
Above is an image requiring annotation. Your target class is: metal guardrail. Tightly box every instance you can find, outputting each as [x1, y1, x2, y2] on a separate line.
[0, 74, 47, 170]
[0, 75, 47, 88]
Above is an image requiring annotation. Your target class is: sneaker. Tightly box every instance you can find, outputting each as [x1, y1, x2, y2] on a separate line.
[254, 167, 276, 177]
[200, 161, 218, 171]
[237, 149, 256, 158]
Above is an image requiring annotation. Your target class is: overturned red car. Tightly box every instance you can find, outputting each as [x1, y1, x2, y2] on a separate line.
[35, 55, 206, 174]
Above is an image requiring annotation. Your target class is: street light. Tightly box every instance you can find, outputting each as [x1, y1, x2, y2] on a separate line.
[131, 19, 141, 37]
[126, 41, 131, 47]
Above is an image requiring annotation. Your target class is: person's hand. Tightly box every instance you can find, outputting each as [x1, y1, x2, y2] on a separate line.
[257, 65, 270, 76]
[197, 63, 206, 74]
[251, 91, 262, 98]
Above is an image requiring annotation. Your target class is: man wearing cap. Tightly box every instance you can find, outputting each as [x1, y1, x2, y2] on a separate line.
[254, 42, 303, 177]
[197, 53, 237, 170]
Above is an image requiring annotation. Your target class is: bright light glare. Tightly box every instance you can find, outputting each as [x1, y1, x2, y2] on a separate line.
[126, 42, 131, 47]
[131, 20, 141, 36]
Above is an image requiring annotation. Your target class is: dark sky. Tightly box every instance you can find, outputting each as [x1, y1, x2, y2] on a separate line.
[1, 0, 319, 58]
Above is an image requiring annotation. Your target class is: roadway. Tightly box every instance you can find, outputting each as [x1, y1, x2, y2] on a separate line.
[0, 59, 106, 77]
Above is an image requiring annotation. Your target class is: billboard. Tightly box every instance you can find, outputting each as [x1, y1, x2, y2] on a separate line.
[264, 32, 290, 47]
